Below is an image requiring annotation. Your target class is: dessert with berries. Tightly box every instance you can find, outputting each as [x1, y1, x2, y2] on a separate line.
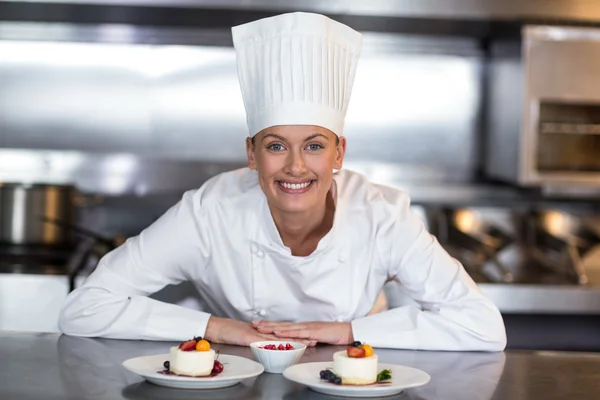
[319, 341, 391, 386]
[166, 337, 218, 377]
[332, 341, 378, 385]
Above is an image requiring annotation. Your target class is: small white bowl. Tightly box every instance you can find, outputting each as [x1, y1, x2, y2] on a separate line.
[249, 341, 307, 373]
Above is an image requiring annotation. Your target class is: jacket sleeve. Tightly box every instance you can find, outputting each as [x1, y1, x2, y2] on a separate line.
[351, 195, 507, 351]
[58, 190, 212, 341]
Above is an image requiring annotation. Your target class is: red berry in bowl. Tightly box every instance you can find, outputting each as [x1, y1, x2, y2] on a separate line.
[259, 343, 296, 350]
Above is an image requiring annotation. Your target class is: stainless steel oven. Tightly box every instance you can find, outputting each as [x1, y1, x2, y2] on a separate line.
[486, 25, 600, 188]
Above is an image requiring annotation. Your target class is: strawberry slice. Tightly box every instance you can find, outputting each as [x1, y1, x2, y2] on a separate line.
[178, 340, 197, 351]
[347, 346, 365, 358]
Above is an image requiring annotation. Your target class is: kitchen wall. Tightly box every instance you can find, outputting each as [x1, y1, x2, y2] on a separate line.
[0, 25, 484, 194]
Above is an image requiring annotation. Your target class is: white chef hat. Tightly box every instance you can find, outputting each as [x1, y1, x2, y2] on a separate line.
[232, 12, 362, 137]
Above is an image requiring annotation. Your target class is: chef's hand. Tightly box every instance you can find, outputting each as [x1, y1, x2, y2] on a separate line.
[252, 320, 353, 345]
[204, 316, 317, 347]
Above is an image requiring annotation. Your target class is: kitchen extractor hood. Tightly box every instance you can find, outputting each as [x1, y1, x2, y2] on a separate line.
[1, 0, 600, 39]
[2, 0, 600, 22]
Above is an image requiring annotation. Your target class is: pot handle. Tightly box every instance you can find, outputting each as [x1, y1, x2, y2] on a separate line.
[41, 216, 116, 249]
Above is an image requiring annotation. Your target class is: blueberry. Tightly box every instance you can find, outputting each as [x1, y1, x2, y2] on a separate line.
[334, 377, 342, 385]
[352, 341, 362, 347]
[320, 370, 328, 379]
[163, 361, 170, 369]
[193, 336, 203, 342]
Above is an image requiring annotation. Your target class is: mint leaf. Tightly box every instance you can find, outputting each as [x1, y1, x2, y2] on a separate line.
[376, 369, 392, 382]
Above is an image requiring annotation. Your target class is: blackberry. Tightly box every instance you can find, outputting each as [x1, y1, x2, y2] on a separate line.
[334, 377, 342, 385]
[351, 341, 362, 347]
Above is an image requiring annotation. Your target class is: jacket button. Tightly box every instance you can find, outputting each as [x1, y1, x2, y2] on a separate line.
[259, 309, 267, 317]
[336, 316, 344, 322]
[256, 250, 265, 258]
[338, 254, 346, 262]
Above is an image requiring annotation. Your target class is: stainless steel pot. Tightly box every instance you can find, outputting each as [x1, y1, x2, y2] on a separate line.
[0, 183, 77, 246]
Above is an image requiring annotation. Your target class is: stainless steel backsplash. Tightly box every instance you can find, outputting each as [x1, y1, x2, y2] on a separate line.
[0, 25, 483, 196]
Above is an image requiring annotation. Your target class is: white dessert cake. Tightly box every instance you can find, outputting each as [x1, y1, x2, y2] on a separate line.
[169, 347, 216, 376]
[332, 350, 378, 385]
[167, 338, 216, 377]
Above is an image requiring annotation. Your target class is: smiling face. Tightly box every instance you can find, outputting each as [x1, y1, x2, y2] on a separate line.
[246, 125, 346, 215]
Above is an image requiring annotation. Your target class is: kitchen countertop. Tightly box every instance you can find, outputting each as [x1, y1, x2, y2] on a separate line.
[2, 332, 600, 400]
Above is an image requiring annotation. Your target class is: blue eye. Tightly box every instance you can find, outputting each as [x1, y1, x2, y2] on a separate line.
[267, 143, 285, 151]
[307, 143, 324, 151]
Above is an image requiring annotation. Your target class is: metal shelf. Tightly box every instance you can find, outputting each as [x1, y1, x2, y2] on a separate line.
[540, 122, 600, 136]
[479, 283, 600, 314]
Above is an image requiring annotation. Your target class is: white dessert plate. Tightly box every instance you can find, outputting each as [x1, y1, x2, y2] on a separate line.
[283, 361, 430, 398]
[122, 354, 264, 389]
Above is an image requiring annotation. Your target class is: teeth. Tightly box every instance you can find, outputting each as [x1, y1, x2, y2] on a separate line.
[280, 181, 311, 190]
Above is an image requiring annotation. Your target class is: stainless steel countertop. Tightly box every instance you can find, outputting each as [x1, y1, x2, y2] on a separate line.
[2, 332, 600, 400]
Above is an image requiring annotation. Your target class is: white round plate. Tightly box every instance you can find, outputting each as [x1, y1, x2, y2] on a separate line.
[283, 362, 430, 398]
[122, 354, 264, 389]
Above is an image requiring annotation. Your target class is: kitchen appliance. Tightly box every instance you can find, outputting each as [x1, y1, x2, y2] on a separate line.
[527, 210, 600, 285]
[0, 181, 120, 332]
[485, 25, 600, 188]
[0, 237, 94, 332]
[433, 206, 600, 286]
[0, 230, 118, 333]
[0, 183, 76, 246]
[440, 208, 516, 283]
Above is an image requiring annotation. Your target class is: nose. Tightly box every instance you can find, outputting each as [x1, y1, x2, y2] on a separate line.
[286, 150, 308, 176]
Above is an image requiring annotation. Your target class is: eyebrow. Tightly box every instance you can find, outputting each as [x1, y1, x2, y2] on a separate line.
[261, 133, 329, 142]
[304, 133, 329, 141]
[261, 133, 287, 142]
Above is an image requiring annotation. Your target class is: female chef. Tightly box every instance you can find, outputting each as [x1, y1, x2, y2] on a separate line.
[58, 12, 506, 351]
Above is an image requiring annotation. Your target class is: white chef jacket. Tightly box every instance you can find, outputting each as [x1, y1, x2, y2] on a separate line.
[58, 168, 507, 351]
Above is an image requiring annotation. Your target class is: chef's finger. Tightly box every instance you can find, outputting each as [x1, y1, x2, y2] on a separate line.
[264, 324, 306, 333]
[254, 321, 294, 327]
[255, 326, 276, 334]
[255, 324, 304, 334]
[255, 324, 298, 331]
[274, 329, 314, 340]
